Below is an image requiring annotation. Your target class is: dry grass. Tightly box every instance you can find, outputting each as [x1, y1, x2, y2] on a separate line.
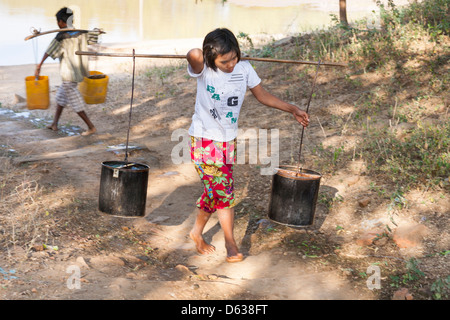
[0, 155, 53, 258]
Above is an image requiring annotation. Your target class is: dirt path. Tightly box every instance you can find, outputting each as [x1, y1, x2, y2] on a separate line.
[0, 109, 375, 300]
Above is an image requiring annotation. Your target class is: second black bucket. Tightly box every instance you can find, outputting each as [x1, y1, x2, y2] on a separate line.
[268, 165, 321, 227]
[99, 161, 149, 217]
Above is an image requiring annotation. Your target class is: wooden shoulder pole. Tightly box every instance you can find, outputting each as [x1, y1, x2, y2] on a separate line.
[75, 51, 347, 67]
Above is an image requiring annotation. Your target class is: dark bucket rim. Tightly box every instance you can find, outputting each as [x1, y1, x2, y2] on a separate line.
[274, 165, 321, 181]
[101, 160, 149, 172]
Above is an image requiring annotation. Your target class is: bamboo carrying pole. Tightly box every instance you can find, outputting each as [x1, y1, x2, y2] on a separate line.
[25, 28, 106, 41]
[75, 50, 347, 67]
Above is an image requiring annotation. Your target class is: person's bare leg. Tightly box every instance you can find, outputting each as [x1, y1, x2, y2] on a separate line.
[190, 209, 216, 255]
[217, 208, 243, 262]
[47, 105, 64, 131]
[77, 111, 97, 136]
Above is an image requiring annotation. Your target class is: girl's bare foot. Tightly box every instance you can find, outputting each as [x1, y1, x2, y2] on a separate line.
[190, 231, 215, 255]
[225, 242, 244, 263]
[226, 253, 244, 263]
[81, 127, 96, 136]
[216, 208, 244, 263]
[47, 124, 58, 131]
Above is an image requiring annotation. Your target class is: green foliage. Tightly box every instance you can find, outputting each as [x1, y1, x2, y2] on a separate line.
[403, 0, 450, 37]
[431, 276, 450, 300]
[363, 122, 450, 187]
[390, 258, 425, 287]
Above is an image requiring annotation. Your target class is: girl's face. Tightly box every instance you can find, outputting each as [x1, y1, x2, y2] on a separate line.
[214, 51, 238, 73]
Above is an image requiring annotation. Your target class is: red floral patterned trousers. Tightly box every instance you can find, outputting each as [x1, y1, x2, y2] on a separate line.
[190, 136, 237, 214]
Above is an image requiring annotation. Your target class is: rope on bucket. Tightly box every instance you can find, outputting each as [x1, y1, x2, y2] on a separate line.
[124, 49, 136, 163]
[296, 59, 321, 176]
[30, 28, 41, 80]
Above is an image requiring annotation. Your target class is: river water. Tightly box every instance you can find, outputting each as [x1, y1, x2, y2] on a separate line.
[0, 0, 405, 66]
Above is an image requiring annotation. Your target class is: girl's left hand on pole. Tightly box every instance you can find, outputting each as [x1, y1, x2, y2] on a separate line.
[294, 108, 310, 127]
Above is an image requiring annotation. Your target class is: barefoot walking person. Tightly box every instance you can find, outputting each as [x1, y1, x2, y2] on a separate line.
[35, 7, 100, 136]
[187, 28, 310, 263]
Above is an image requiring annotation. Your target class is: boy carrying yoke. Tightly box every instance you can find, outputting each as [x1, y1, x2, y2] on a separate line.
[35, 7, 101, 136]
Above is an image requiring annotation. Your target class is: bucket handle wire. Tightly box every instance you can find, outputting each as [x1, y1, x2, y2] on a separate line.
[296, 59, 321, 176]
[124, 49, 136, 162]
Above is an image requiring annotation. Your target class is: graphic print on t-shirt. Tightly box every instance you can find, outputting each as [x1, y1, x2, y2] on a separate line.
[206, 74, 244, 125]
[206, 85, 221, 120]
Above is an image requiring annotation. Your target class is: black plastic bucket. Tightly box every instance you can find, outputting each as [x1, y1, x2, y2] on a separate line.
[268, 165, 321, 227]
[98, 161, 149, 217]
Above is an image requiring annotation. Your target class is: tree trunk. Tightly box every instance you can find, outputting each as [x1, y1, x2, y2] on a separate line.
[339, 0, 348, 26]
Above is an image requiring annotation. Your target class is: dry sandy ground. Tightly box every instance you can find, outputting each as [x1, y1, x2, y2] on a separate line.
[0, 36, 448, 303]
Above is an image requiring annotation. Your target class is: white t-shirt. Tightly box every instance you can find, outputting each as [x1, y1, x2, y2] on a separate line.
[188, 60, 261, 142]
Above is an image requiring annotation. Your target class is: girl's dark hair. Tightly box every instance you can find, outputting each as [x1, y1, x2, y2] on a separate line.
[56, 7, 73, 23]
[203, 28, 241, 71]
